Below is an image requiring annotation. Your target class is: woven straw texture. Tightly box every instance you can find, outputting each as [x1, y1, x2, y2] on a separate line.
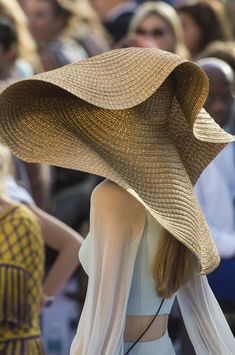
[0, 48, 234, 274]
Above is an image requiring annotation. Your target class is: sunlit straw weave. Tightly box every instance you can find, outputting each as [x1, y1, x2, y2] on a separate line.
[0, 48, 234, 274]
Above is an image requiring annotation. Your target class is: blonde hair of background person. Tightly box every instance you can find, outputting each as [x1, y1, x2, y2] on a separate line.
[53, 0, 110, 47]
[128, 1, 189, 58]
[0, 0, 42, 73]
[199, 41, 235, 77]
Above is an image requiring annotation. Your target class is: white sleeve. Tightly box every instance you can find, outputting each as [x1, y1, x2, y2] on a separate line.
[177, 262, 235, 354]
[195, 162, 235, 259]
[70, 186, 145, 355]
[208, 226, 235, 259]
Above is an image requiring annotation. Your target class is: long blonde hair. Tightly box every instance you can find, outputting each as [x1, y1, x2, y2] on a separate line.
[128, 1, 189, 58]
[152, 229, 192, 298]
[0, 0, 42, 73]
[56, 0, 109, 42]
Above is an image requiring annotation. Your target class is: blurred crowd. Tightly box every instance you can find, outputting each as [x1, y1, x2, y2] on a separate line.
[0, 0, 235, 354]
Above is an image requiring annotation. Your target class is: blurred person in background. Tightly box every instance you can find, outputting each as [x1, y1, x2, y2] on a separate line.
[0, 2, 88, 350]
[198, 40, 235, 134]
[224, 0, 235, 39]
[172, 56, 235, 355]
[177, 0, 231, 60]
[195, 58, 235, 334]
[90, 0, 137, 44]
[0, 0, 42, 76]
[21, 0, 110, 59]
[23, 0, 88, 71]
[0, 8, 51, 211]
[128, 1, 188, 57]
[56, 0, 110, 56]
[0, 143, 83, 354]
[199, 41, 235, 80]
[197, 57, 234, 129]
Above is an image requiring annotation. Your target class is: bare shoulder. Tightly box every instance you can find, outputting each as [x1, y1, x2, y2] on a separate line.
[92, 180, 142, 211]
[91, 180, 146, 235]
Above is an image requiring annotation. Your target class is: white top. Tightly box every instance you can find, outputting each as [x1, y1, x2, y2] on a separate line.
[81, 206, 175, 317]
[195, 143, 235, 258]
[71, 182, 235, 355]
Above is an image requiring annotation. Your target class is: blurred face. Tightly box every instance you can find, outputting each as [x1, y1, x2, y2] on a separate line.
[135, 14, 175, 52]
[24, 0, 66, 44]
[179, 12, 201, 57]
[203, 66, 233, 127]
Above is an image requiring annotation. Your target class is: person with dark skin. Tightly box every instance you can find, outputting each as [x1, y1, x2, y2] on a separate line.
[195, 58, 235, 336]
[197, 58, 234, 128]
[0, 17, 19, 88]
[173, 57, 235, 354]
[0, 14, 52, 210]
[199, 41, 235, 83]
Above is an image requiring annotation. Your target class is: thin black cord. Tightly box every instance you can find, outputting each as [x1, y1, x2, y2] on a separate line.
[124, 298, 165, 355]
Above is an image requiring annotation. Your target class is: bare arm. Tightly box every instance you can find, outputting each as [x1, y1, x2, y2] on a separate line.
[71, 180, 146, 354]
[29, 204, 83, 297]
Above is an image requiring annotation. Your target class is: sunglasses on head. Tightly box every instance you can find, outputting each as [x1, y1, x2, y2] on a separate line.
[136, 27, 169, 38]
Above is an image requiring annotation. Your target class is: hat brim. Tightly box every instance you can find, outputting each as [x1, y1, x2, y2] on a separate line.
[0, 48, 234, 274]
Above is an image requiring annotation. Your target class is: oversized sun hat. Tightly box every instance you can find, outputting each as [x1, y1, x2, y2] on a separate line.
[0, 47, 234, 274]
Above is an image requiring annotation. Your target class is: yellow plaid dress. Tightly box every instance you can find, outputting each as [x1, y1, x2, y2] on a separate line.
[0, 204, 45, 354]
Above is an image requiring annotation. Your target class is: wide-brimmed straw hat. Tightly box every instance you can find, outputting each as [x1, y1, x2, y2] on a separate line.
[0, 47, 234, 274]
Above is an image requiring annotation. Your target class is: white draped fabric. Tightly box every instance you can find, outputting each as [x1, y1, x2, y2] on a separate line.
[70, 183, 235, 355]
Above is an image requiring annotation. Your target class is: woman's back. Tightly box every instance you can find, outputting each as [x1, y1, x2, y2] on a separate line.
[80, 181, 175, 317]
[127, 211, 175, 316]
[77, 181, 176, 353]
